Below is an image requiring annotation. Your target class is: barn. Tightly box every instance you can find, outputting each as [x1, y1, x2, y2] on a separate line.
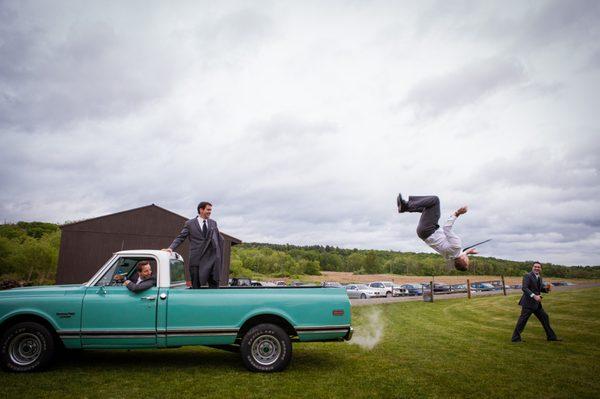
[55, 204, 241, 285]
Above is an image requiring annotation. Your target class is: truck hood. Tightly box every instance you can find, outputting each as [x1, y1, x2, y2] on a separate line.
[0, 284, 85, 297]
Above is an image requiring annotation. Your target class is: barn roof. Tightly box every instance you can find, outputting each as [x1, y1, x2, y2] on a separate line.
[60, 204, 241, 244]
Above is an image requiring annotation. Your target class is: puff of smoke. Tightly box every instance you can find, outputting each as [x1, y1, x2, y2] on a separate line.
[347, 308, 384, 350]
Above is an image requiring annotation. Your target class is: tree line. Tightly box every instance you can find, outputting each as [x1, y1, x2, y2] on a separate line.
[1, 222, 599, 284]
[0, 222, 60, 284]
[232, 242, 600, 279]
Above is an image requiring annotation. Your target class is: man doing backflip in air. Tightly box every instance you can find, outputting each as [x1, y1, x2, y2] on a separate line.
[397, 194, 477, 271]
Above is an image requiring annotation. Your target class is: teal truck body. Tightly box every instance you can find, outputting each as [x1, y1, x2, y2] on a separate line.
[0, 250, 352, 372]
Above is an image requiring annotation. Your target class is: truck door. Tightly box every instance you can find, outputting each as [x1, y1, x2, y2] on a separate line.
[81, 256, 158, 348]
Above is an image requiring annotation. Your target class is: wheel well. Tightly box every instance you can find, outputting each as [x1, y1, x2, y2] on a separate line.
[237, 314, 297, 340]
[0, 314, 62, 347]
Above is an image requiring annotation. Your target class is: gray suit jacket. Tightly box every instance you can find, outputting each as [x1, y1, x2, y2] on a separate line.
[126, 276, 156, 293]
[169, 217, 224, 268]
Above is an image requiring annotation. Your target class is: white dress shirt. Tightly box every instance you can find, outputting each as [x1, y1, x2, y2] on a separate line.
[197, 216, 209, 232]
[424, 214, 463, 260]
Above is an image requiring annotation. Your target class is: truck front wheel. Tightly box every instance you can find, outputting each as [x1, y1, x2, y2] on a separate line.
[240, 323, 292, 372]
[1, 321, 55, 372]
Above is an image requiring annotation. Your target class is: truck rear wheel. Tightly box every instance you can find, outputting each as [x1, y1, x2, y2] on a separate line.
[240, 323, 291, 372]
[1, 322, 55, 372]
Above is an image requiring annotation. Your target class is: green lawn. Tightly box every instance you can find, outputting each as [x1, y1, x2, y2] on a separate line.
[2, 288, 599, 399]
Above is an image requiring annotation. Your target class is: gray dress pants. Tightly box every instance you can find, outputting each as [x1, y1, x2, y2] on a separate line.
[190, 246, 220, 288]
[406, 195, 441, 240]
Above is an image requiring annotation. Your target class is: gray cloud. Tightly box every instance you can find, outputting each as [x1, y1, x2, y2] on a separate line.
[0, 2, 274, 131]
[515, 0, 600, 49]
[0, 1, 599, 266]
[250, 114, 338, 144]
[401, 57, 526, 117]
[418, 0, 600, 51]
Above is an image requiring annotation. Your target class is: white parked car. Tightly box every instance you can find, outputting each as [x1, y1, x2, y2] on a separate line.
[345, 284, 383, 299]
[369, 281, 404, 297]
[381, 281, 408, 297]
[252, 280, 277, 287]
[322, 281, 343, 288]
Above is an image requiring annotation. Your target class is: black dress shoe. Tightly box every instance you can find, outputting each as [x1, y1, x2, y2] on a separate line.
[511, 338, 523, 342]
[397, 193, 408, 213]
[547, 338, 563, 341]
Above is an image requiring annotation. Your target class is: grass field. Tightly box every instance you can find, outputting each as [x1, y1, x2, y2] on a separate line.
[1, 288, 599, 399]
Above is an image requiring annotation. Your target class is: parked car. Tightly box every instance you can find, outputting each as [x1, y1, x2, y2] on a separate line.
[369, 282, 394, 297]
[450, 283, 467, 292]
[380, 281, 408, 296]
[401, 284, 424, 296]
[322, 282, 343, 288]
[251, 280, 277, 287]
[345, 284, 382, 299]
[451, 284, 477, 294]
[0, 250, 352, 373]
[490, 281, 509, 290]
[471, 282, 495, 291]
[551, 281, 575, 287]
[433, 283, 451, 293]
[229, 277, 252, 287]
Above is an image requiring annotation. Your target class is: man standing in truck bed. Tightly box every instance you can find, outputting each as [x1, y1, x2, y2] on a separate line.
[163, 201, 223, 288]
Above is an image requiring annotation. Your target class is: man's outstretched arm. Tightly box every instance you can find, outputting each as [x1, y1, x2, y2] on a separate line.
[125, 278, 155, 293]
[163, 223, 190, 252]
[442, 206, 467, 249]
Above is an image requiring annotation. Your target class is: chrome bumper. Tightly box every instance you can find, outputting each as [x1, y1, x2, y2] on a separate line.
[344, 327, 353, 341]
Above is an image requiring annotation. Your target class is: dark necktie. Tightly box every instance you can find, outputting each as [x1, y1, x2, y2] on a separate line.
[202, 220, 207, 237]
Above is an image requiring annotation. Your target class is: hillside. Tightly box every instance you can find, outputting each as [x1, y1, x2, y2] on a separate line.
[1, 222, 599, 284]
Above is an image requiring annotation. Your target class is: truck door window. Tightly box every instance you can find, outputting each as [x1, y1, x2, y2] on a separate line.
[95, 257, 155, 286]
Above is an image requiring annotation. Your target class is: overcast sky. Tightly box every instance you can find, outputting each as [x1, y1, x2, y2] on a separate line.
[1, 0, 599, 266]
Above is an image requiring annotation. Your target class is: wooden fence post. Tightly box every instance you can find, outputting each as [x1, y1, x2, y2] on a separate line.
[501, 275, 507, 296]
[467, 279, 471, 299]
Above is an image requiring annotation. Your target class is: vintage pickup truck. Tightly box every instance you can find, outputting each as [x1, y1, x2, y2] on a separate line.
[0, 250, 352, 372]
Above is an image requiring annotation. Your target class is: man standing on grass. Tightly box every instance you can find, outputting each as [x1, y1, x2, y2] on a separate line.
[511, 262, 560, 342]
[396, 194, 477, 271]
[163, 202, 223, 288]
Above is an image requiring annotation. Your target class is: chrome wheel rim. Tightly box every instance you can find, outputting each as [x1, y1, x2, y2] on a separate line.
[9, 332, 43, 366]
[251, 334, 281, 366]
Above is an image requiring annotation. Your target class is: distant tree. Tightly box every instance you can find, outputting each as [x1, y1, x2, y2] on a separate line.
[300, 259, 321, 275]
[319, 252, 343, 271]
[364, 251, 380, 274]
[346, 252, 366, 272]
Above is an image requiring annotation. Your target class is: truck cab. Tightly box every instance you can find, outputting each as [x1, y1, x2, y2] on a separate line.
[0, 250, 352, 373]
